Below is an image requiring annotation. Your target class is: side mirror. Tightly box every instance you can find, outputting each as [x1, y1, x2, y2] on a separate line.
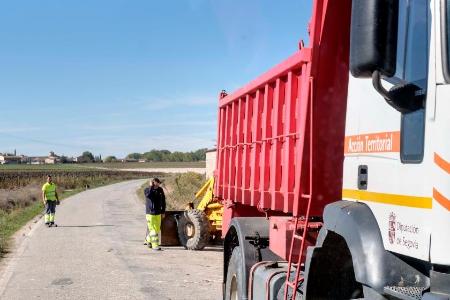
[350, 0, 399, 78]
[372, 72, 425, 113]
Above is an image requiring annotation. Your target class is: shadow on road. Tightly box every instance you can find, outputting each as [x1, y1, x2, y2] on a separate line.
[161, 246, 223, 253]
[56, 225, 115, 228]
[200, 247, 223, 253]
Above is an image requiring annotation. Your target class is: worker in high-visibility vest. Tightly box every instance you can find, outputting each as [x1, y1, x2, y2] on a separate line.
[144, 178, 166, 251]
[42, 174, 60, 227]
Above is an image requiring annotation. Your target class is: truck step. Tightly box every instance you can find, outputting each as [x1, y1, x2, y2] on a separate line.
[384, 286, 427, 300]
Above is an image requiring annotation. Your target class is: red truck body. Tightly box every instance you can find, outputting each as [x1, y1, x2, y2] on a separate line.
[216, 0, 352, 262]
[218, 2, 450, 299]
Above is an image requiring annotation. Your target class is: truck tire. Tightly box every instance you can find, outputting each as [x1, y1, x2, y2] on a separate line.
[177, 209, 210, 250]
[305, 231, 364, 299]
[224, 247, 246, 300]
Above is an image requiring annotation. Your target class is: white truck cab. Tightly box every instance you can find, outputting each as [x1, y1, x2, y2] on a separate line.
[341, 0, 450, 298]
[220, 1, 450, 299]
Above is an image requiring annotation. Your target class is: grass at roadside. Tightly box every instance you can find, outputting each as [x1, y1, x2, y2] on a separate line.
[137, 172, 205, 211]
[0, 202, 43, 249]
[0, 178, 143, 256]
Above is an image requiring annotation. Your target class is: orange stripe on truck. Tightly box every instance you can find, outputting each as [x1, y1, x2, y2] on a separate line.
[434, 153, 450, 175]
[344, 131, 400, 154]
[433, 188, 450, 211]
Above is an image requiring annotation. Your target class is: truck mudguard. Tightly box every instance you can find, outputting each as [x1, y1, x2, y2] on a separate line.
[304, 201, 429, 296]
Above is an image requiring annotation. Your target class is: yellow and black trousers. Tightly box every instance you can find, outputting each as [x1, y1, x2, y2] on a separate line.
[145, 214, 161, 248]
[44, 200, 56, 224]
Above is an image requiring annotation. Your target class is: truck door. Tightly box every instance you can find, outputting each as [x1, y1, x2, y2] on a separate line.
[430, 0, 450, 267]
[343, 0, 432, 262]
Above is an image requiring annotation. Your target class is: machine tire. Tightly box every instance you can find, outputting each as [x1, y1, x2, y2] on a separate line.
[177, 209, 210, 250]
[224, 247, 246, 300]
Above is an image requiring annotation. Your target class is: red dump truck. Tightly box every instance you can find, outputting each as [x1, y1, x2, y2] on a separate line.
[216, 0, 450, 299]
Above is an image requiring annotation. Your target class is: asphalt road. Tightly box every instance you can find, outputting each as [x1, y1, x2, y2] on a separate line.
[0, 180, 222, 300]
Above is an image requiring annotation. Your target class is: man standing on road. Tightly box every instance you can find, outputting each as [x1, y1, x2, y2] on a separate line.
[42, 175, 59, 227]
[144, 178, 166, 251]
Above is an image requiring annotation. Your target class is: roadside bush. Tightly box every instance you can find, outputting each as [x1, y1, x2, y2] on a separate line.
[164, 172, 205, 209]
[0, 185, 41, 212]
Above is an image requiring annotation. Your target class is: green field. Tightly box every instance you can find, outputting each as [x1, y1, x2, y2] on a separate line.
[0, 164, 89, 172]
[85, 161, 206, 169]
[0, 161, 205, 172]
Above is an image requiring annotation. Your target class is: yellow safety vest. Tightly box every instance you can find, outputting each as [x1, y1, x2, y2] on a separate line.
[42, 182, 57, 201]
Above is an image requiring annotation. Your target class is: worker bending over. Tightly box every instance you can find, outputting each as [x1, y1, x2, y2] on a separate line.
[42, 174, 60, 227]
[144, 178, 166, 251]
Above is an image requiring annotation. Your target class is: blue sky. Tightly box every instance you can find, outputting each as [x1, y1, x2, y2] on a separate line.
[0, 0, 311, 158]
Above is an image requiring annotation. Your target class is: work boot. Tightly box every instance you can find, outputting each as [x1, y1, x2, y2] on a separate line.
[152, 246, 162, 251]
[45, 222, 50, 227]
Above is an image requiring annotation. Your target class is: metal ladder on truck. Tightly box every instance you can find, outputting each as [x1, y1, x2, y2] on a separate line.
[284, 1, 327, 298]
[283, 76, 317, 300]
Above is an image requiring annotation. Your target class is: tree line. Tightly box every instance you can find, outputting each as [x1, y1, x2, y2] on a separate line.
[102, 148, 208, 163]
[127, 149, 207, 162]
[77, 151, 102, 163]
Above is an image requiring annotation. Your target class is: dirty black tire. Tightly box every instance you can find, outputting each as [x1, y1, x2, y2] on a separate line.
[224, 247, 245, 300]
[177, 209, 210, 250]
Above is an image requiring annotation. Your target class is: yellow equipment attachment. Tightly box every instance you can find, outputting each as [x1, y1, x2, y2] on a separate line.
[194, 177, 223, 232]
[162, 176, 223, 250]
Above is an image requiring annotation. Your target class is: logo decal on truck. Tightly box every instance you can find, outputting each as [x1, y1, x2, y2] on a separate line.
[388, 212, 396, 244]
[387, 212, 420, 250]
[344, 131, 400, 154]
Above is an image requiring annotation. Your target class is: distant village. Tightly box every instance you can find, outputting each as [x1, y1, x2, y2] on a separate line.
[0, 148, 209, 165]
[0, 151, 135, 165]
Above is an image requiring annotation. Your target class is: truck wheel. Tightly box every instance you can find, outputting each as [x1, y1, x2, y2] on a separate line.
[177, 209, 210, 250]
[306, 232, 364, 299]
[224, 247, 245, 300]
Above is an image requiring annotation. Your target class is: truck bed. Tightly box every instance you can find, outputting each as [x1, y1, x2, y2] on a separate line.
[215, 0, 351, 218]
